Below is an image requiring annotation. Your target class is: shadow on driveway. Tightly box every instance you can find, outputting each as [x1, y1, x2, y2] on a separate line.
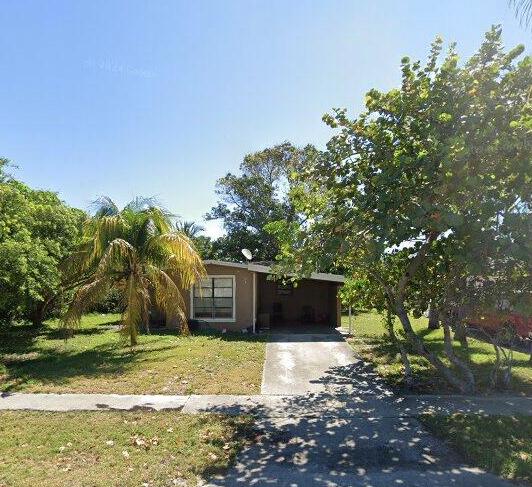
[204, 347, 514, 487]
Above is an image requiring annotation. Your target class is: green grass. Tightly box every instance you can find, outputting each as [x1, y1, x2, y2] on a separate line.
[341, 311, 532, 394]
[0, 314, 266, 395]
[0, 410, 254, 487]
[420, 414, 532, 482]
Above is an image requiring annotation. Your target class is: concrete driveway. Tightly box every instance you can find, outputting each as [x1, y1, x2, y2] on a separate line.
[261, 332, 368, 395]
[208, 331, 513, 486]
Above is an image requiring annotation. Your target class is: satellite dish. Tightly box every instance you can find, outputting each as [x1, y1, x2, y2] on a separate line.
[241, 248, 253, 261]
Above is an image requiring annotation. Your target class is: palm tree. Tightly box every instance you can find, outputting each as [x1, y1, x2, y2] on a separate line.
[174, 220, 205, 238]
[63, 197, 205, 345]
[509, 0, 532, 28]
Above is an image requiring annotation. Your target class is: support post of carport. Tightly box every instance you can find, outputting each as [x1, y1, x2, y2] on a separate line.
[252, 272, 257, 333]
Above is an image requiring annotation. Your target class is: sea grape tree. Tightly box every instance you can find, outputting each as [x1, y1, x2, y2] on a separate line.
[271, 27, 531, 392]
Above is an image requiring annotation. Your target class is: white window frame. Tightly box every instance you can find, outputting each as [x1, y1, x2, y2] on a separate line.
[190, 275, 236, 322]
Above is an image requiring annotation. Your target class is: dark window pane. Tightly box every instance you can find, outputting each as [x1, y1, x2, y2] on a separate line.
[193, 276, 234, 320]
[214, 297, 232, 308]
[194, 309, 213, 318]
[214, 308, 233, 318]
[194, 297, 213, 309]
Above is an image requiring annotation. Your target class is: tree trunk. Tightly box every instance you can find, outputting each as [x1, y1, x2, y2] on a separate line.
[453, 321, 469, 349]
[442, 319, 475, 391]
[395, 305, 474, 393]
[29, 293, 57, 327]
[428, 305, 439, 330]
[386, 235, 475, 393]
[386, 308, 413, 388]
[29, 304, 46, 326]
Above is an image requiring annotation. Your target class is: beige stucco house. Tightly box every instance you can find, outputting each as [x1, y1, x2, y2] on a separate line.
[177, 260, 344, 332]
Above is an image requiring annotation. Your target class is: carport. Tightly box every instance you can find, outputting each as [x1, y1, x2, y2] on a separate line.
[250, 264, 344, 332]
[181, 260, 344, 333]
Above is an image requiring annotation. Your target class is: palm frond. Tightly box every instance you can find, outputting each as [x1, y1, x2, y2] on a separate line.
[121, 273, 151, 345]
[63, 276, 112, 329]
[64, 195, 205, 344]
[509, 0, 532, 28]
[147, 266, 188, 334]
[60, 239, 95, 278]
[86, 215, 128, 263]
[174, 220, 205, 238]
[91, 196, 119, 217]
[143, 206, 174, 234]
[96, 238, 136, 276]
[133, 208, 172, 250]
[154, 232, 206, 288]
[124, 196, 162, 213]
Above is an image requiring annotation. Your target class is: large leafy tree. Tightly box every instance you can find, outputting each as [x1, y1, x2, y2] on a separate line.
[0, 159, 85, 324]
[207, 142, 317, 261]
[273, 28, 531, 392]
[64, 197, 205, 345]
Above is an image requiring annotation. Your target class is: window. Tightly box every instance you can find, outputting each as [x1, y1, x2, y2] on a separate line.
[192, 276, 235, 321]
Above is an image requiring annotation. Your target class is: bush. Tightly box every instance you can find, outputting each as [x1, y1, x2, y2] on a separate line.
[89, 288, 124, 314]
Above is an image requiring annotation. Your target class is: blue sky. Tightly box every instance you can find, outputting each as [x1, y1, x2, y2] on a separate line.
[1, 0, 529, 238]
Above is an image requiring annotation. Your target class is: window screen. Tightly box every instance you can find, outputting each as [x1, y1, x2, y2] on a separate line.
[193, 277, 234, 319]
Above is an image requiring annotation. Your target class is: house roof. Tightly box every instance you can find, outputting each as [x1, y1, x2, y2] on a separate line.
[203, 260, 345, 283]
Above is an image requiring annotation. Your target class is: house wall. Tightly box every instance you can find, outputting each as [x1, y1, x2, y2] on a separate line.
[178, 263, 254, 331]
[165, 262, 342, 331]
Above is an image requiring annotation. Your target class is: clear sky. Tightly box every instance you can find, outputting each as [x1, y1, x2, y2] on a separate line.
[1, 0, 529, 238]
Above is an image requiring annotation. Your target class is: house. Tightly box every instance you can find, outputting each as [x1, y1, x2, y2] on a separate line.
[180, 260, 345, 332]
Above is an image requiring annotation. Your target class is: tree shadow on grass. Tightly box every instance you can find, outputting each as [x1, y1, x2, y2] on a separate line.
[1, 324, 267, 394]
[152, 327, 268, 342]
[44, 325, 118, 340]
[0, 338, 181, 393]
[353, 333, 532, 395]
[0, 323, 43, 356]
[0, 318, 122, 354]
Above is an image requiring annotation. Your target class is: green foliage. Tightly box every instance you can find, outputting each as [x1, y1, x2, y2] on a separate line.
[174, 220, 205, 238]
[192, 234, 214, 259]
[0, 167, 85, 323]
[342, 311, 532, 394]
[0, 313, 266, 394]
[275, 27, 531, 392]
[174, 220, 214, 259]
[207, 142, 317, 261]
[88, 288, 124, 314]
[421, 414, 532, 481]
[64, 197, 206, 345]
[0, 410, 254, 486]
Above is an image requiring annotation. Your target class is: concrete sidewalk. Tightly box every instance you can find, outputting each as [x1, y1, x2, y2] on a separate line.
[1, 391, 530, 417]
[3, 392, 524, 487]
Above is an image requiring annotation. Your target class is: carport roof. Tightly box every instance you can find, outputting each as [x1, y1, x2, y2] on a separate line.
[203, 260, 345, 283]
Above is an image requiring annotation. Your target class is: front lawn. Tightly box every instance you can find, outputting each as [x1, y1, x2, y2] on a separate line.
[341, 311, 532, 394]
[0, 410, 254, 487]
[0, 314, 266, 395]
[421, 414, 532, 482]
